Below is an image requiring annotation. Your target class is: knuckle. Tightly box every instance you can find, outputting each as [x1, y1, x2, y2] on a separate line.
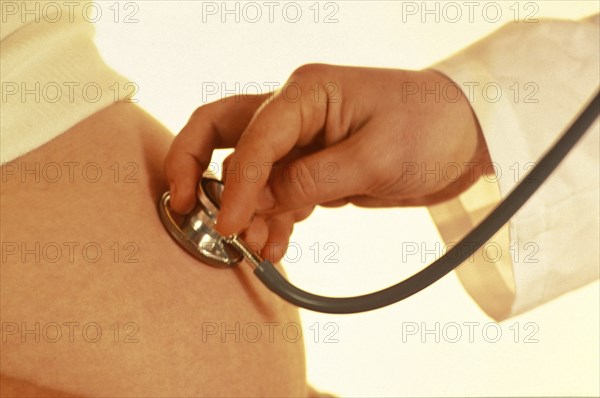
[289, 63, 329, 85]
[288, 158, 319, 206]
[190, 103, 213, 121]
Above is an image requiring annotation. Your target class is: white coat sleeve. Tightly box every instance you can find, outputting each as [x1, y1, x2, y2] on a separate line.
[427, 14, 599, 321]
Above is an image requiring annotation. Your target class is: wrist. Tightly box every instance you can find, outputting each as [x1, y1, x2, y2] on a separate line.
[422, 68, 492, 201]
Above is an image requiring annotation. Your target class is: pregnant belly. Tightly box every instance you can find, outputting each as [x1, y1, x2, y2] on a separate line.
[0, 103, 308, 397]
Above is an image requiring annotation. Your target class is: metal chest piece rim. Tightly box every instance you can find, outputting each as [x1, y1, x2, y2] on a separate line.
[158, 177, 243, 267]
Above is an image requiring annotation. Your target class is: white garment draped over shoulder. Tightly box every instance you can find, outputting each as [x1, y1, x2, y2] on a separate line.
[0, 0, 129, 164]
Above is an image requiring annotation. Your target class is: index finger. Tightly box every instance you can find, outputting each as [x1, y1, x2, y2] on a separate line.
[216, 82, 329, 237]
[164, 93, 270, 214]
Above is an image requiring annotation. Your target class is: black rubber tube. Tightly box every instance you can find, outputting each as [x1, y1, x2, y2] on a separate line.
[254, 89, 600, 314]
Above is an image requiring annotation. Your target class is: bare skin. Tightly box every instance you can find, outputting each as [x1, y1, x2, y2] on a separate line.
[0, 102, 312, 397]
[165, 65, 492, 261]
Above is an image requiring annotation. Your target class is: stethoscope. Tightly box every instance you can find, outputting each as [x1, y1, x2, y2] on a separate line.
[159, 90, 599, 314]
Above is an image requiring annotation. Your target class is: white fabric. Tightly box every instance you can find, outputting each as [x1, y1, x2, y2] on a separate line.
[429, 15, 599, 320]
[0, 0, 129, 164]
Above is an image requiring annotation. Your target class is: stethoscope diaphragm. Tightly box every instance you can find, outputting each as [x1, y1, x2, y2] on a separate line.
[158, 177, 243, 267]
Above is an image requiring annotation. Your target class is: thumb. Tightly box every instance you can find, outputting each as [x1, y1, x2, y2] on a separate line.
[267, 136, 371, 213]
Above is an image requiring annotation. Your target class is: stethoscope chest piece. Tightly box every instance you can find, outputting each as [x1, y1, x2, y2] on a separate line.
[158, 178, 243, 268]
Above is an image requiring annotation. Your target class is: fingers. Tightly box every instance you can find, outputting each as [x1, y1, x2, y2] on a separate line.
[164, 94, 270, 214]
[264, 134, 372, 213]
[237, 204, 314, 263]
[241, 215, 269, 254]
[264, 206, 313, 262]
[262, 215, 295, 262]
[216, 82, 329, 236]
[164, 123, 216, 214]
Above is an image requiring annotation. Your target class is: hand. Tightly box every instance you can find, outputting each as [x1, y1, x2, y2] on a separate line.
[164, 64, 491, 262]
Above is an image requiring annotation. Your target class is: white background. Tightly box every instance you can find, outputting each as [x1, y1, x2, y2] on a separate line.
[94, 1, 599, 396]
